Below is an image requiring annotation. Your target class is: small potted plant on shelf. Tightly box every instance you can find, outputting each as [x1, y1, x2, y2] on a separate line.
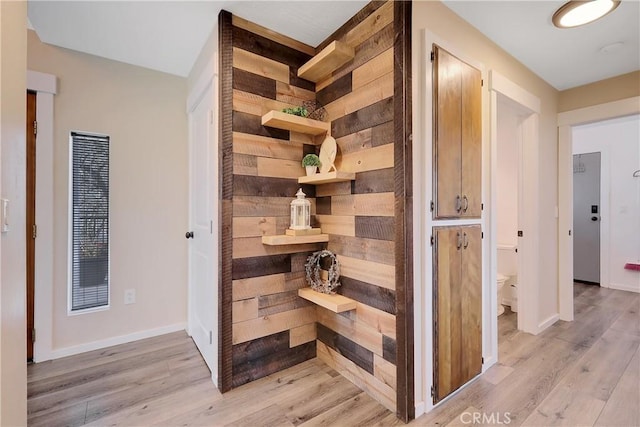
[302, 154, 321, 176]
[282, 106, 309, 118]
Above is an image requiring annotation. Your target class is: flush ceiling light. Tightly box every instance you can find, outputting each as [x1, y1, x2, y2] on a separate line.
[552, 0, 621, 28]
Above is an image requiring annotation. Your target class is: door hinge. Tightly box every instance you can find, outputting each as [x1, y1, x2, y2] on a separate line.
[430, 200, 434, 212]
[482, 356, 484, 364]
[33, 120, 37, 137]
[518, 230, 523, 237]
[481, 232, 484, 239]
[569, 229, 572, 236]
[32, 328, 36, 343]
[32, 224, 37, 239]
[209, 330, 213, 345]
[430, 51, 435, 62]
[210, 220, 213, 234]
[430, 235, 435, 246]
[481, 203, 484, 211]
[430, 385, 435, 398]
[481, 79, 484, 87]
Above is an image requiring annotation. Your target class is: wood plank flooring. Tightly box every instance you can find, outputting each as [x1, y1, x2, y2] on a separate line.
[28, 283, 639, 426]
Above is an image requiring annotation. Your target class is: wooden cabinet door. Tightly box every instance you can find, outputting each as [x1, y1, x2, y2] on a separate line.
[433, 45, 482, 219]
[459, 225, 482, 381]
[433, 225, 482, 403]
[433, 46, 462, 218]
[461, 63, 482, 217]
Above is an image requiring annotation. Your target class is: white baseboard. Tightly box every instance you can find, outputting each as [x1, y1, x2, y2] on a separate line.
[606, 283, 640, 293]
[537, 314, 560, 333]
[49, 323, 187, 360]
[482, 355, 496, 373]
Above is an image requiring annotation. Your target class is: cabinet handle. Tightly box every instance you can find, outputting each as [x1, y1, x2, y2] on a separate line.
[463, 232, 469, 249]
[462, 195, 469, 212]
[455, 195, 462, 213]
[456, 231, 462, 250]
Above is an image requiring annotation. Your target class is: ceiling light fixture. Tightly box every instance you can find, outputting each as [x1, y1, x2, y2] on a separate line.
[552, 0, 621, 28]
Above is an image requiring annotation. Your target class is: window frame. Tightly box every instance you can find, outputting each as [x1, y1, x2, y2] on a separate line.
[67, 131, 111, 315]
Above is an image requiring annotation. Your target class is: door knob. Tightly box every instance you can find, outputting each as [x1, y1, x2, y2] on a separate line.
[591, 216, 599, 222]
[185, 231, 194, 239]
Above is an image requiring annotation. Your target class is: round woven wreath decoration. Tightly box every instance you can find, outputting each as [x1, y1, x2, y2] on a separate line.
[305, 249, 341, 294]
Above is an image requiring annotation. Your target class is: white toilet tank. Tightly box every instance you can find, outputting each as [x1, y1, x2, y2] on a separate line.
[497, 244, 518, 276]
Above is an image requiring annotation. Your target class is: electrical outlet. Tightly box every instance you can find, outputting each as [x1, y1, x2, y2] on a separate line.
[124, 289, 136, 305]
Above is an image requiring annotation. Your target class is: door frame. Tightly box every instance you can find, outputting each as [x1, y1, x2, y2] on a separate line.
[186, 55, 219, 386]
[557, 96, 640, 320]
[26, 70, 57, 363]
[489, 70, 541, 345]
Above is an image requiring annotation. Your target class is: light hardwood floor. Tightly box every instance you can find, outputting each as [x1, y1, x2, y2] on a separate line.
[28, 284, 639, 426]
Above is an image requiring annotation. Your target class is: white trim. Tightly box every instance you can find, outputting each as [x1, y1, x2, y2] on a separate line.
[537, 314, 560, 332]
[558, 96, 640, 127]
[27, 70, 57, 95]
[415, 401, 426, 419]
[557, 97, 640, 320]
[608, 283, 640, 293]
[27, 70, 57, 362]
[49, 323, 187, 360]
[187, 56, 217, 113]
[489, 71, 540, 114]
[489, 71, 542, 337]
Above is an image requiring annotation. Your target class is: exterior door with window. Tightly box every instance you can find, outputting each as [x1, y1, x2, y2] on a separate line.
[188, 81, 218, 382]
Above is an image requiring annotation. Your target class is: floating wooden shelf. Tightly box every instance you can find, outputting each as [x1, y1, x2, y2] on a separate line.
[298, 171, 356, 185]
[298, 41, 355, 83]
[261, 110, 330, 135]
[285, 228, 322, 236]
[261, 234, 329, 246]
[298, 288, 356, 313]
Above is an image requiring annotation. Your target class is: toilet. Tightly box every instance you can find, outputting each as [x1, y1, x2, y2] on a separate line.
[497, 273, 508, 316]
[497, 244, 518, 316]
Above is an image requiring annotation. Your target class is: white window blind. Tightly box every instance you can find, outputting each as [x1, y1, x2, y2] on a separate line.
[70, 132, 110, 311]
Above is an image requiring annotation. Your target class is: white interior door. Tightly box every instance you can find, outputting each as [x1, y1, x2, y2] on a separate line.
[188, 81, 218, 384]
[573, 152, 601, 284]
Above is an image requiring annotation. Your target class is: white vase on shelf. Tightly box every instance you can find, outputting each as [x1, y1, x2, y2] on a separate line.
[305, 165, 317, 176]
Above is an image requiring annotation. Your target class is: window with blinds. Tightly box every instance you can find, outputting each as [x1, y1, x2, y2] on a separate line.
[70, 132, 110, 312]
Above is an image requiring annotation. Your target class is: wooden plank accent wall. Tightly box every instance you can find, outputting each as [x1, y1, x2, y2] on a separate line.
[220, 10, 320, 391]
[219, 2, 412, 421]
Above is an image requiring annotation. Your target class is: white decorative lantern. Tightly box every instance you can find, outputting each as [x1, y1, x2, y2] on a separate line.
[290, 188, 311, 230]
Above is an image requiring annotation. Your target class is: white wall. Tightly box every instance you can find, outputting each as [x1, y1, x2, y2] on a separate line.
[27, 30, 189, 356]
[0, 1, 28, 424]
[496, 97, 520, 248]
[572, 114, 640, 292]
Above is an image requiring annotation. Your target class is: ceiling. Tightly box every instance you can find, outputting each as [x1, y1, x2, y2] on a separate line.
[443, 1, 639, 90]
[28, 1, 639, 90]
[27, 1, 369, 77]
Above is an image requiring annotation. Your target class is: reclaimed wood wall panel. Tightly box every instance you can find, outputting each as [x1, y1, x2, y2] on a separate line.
[226, 16, 328, 390]
[233, 132, 303, 161]
[317, 341, 396, 412]
[220, 3, 412, 419]
[232, 331, 316, 388]
[232, 272, 307, 301]
[233, 306, 316, 345]
[289, 323, 317, 347]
